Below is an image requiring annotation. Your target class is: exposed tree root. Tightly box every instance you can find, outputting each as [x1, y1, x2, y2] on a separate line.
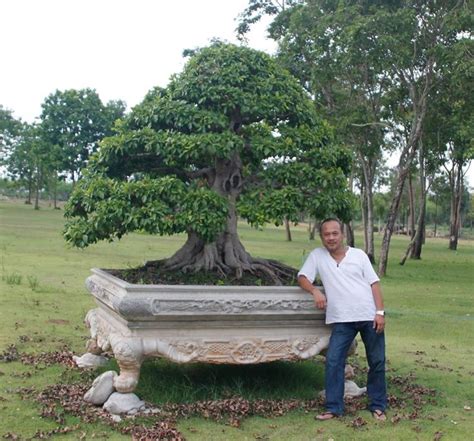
[145, 232, 297, 285]
[142, 157, 299, 285]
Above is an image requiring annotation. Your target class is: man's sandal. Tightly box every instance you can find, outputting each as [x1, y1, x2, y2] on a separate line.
[315, 412, 339, 421]
[372, 409, 387, 421]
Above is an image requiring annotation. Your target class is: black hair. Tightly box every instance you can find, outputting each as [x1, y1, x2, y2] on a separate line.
[319, 217, 344, 235]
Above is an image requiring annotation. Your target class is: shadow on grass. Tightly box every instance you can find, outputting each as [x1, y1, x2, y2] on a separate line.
[130, 359, 325, 404]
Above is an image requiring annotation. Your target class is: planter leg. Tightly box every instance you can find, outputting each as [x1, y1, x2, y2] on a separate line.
[110, 338, 144, 393]
[84, 308, 110, 354]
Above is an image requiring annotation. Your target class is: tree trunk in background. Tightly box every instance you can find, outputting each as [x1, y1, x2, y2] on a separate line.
[53, 176, 59, 209]
[285, 218, 292, 242]
[359, 155, 376, 263]
[400, 172, 427, 265]
[345, 222, 355, 247]
[25, 175, 33, 204]
[365, 184, 375, 263]
[412, 148, 427, 259]
[448, 162, 463, 250]
[379, 166, 408, 275]
[411, 203, 425, 259]
[34, 172, 41, 210]
[407, 172, 415, 238]
[379, 57, 432, 276]
[361, 184, 368, 250]
[309, 219, 317, 240]
[345, 173, 355, 247]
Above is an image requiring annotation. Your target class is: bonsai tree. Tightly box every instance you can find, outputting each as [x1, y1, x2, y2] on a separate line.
[64, 43, 353, 284]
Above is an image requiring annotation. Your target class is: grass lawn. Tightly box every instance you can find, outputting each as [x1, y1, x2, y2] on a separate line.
[0, 199, 473, 440]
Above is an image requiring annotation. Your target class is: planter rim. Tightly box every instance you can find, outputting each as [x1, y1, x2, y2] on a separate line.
[91, 267, 311, 295]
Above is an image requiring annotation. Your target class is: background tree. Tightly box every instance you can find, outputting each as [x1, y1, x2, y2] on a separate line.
[428, 37, 473, 250]
[428, 176, 453, 234]
[64, 43, 353, 283]
[239, 0, 472, 274]
[238, 0, 403, 264]
[0, 106, 23, 157]
[236, 0, 299, 38]
[1, 110, 35, 204]
[0, 107, 27, 197]
[40, 89, 126, 186]
[3, 123, 56, 209]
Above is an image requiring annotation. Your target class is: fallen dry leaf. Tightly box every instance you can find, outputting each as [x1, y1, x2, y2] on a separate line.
[348, 416, 367, 428]
[3, 345, 443, 439]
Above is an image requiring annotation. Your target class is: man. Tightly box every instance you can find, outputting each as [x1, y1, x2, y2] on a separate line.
[298, 218, 387, 421]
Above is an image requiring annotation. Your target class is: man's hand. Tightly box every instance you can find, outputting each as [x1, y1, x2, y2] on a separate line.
[373, 315, 385, 333]
[313, 290, 327, 310]
[298, 275, 326, 310]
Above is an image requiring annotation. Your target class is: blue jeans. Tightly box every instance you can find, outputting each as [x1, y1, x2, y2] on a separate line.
[325, 321, 387, 415]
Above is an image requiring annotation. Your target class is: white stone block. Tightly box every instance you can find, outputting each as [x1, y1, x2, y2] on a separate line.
[319, 380, 367, 399]
[103, 392, 146, 415]
[84, 370, 117, 405]
[73, 353, 108, 368]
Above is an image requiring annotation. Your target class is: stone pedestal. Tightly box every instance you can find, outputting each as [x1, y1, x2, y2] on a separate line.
[84, 268, 332, 393]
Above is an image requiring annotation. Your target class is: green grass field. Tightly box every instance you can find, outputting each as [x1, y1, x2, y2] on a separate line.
[0, 199, 473, 440]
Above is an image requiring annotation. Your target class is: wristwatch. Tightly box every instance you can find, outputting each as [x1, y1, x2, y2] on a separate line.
[375, 310, 385, 316]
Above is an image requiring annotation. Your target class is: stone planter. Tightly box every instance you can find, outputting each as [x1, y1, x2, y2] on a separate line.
[83, 268, 332, 393]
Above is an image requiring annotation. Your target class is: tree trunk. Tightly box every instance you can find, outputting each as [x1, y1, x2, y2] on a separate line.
[284, 218, 292, 242]
[345, 173, 355, 247]
[53, 175, 59, 209]
[360, 184, 368, 250]
[345, 222, 355, 247]
[309, 219, 317, 240]
[25, 176, 33, 205]
[359, 155, 375, 263]
[400, 209, 423, 266]
[379, 58, 433, 276]
[407, 172, 415, 239]
[380, 157, 424, 275]
[400, 174, 427, 264]
[411, 148, 427, 259]
[379, 163, 412, 276]
[34, 173, 41, 210]
[365, 184, 375, 263]
[411, 204, 425, 259]
[449, 161, 463, 250]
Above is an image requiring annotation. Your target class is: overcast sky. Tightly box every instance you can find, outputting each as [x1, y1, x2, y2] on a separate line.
[1, 0, 471, 186]
[1, 0, 275, 122]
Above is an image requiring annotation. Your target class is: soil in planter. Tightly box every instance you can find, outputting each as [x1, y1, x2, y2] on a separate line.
[108, 260, 299, 286]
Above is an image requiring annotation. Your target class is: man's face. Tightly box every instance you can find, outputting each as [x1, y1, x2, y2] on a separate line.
[320, 221, 344, 253]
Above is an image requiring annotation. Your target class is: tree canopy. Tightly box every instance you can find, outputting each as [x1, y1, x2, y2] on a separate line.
[40, 88, 126, 185]
[238, 0, 473, 272]
[64, 43, 353, 283]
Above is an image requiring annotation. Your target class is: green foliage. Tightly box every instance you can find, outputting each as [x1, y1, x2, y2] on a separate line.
[65, 43, 353, 249]
[2, 91, 125, 208]
[0, 105, 23, 157]
[40, 89, 126, 183]
[240, 0, 472, 271]
[64, 174, 228, 247]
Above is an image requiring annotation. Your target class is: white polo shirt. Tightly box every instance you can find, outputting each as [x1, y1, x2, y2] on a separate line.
[298, 247, 380, 324]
